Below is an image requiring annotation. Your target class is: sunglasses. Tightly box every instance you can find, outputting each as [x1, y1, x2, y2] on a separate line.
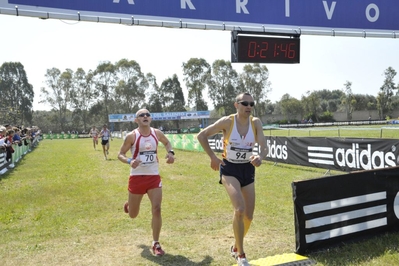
[138, 113, 151, 117]
[238, 101, 255, 107]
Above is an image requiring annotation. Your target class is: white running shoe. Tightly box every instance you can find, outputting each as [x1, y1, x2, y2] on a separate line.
[237, 254, 250, 266]
[230, 246, 237, 258]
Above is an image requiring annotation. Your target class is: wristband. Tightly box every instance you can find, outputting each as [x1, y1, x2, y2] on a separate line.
[168, 150, 175, 156]
[127, 158, 132, 164]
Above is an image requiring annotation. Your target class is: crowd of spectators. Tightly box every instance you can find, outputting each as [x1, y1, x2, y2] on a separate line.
[301, 117, 313, 124]
[0, 124, 41, 162]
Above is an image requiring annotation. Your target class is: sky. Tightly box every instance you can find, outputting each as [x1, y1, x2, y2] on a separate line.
[1, 14, 399, 111]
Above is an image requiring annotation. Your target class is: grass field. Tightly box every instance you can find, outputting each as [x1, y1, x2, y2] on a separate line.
[1, 135, 399, 265]
[265, 125, 399, 139]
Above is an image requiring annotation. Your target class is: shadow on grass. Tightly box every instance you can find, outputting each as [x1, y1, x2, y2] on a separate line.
[269, 162, 345, 175]
[139, 244, 213, 266]
[0, 166, 13, 181]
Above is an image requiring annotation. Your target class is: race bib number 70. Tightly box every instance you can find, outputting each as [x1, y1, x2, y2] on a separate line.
[139, 151, 157, 166]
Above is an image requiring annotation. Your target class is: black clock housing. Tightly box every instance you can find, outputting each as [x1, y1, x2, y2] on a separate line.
[232, 31, 300, 64]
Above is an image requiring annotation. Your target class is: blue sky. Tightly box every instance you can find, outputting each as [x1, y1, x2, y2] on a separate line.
[1, 14, 399, 111]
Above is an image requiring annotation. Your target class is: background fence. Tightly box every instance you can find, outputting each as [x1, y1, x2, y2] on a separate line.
[0, 136, 41, 175]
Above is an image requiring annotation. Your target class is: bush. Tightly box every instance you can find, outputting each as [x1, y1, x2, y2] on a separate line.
[319, 111, 335, 122]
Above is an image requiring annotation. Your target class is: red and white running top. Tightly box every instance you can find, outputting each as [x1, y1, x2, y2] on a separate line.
[130, 128, 159, 175]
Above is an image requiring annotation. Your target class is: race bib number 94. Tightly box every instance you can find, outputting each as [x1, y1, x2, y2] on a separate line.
[226, 147, 252, 163]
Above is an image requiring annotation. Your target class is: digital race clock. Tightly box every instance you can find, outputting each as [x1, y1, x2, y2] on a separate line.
[231, 31, 300, 64]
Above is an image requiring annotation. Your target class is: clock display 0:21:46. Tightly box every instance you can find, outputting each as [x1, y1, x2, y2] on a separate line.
[237, 36, 300, 63]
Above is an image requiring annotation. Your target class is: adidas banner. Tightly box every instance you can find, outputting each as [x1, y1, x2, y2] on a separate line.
[293, 166, 399, 254]
[264, 137, 399, 172]
[208, 136, 399, 172]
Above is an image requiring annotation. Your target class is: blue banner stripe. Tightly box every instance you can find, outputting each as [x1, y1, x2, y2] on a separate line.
[8, 0, 399, 31]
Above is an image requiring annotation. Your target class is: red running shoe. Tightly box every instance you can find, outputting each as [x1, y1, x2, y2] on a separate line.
[123, 201, 129, 213]
[152, 242, 165, 256]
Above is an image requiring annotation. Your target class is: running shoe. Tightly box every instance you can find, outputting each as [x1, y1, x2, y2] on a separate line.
[230, 245, 238, 258]
[236, 253, 250, 266]
[152, 242, 165, 256]
[123, 201, 129, 213]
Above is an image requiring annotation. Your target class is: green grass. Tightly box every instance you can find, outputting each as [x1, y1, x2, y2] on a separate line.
[265, 125, 399, 139]
[1, 134, 399, 265]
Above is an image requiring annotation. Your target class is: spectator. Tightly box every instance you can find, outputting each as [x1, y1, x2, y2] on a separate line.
[21, 128, 29, 146]
[12, 127, 22, 146]
[0, 126, 6, 138]
[0, 126, 6, 151]
[5, 129, 15, 162]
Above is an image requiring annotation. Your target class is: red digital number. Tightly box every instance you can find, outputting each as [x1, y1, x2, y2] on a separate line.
[288, 43, 296, 58]
[276, 43, 296, 58]
[247, 41, 268, 58]
[259, 42, 268, 58]
[280, 43, 288, 57]
[247, 41, 257, 58]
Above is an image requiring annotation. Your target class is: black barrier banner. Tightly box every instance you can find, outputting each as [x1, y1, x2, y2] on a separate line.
[208, 133, 260, 154]
[207, 134, 223, 152]
[208, 136, 399, 172]
[265, 137, 399, 172]
[293, 166, 399, 254]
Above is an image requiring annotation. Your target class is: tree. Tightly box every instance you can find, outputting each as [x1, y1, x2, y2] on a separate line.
[32, 110, 59, 133]
[159, 74, 186, 112]
[93, 61, 117, 122]
[238, 63, 271, 117]
[207, 60, 239, 116]
[114, 59, 147, 113]
[340, 81, 356, 120]
[353, 94, 376, 111]
[316, 89, 343, 112]
[182, 58, 210, 111]
[377, 67, 397, 119]
[149, 74, 186, 129]
[40, 68, 73, 131]
[327, 100, 339, 112]
[0, 62, 34, 125]
[279, 94, 303, 121]
[70, 68, 97, 132]
[301, 91, 322, 122]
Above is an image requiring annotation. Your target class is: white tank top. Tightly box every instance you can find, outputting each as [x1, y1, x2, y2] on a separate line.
[223, 114, 256, 164]
[101, 129, 110, 140]
[91, 129, 98, 137]
[130, 128, 159, 175]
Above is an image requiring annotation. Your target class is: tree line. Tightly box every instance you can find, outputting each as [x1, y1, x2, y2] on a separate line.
[0, 60, 398, 133]
[277, 67, 399, 124]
